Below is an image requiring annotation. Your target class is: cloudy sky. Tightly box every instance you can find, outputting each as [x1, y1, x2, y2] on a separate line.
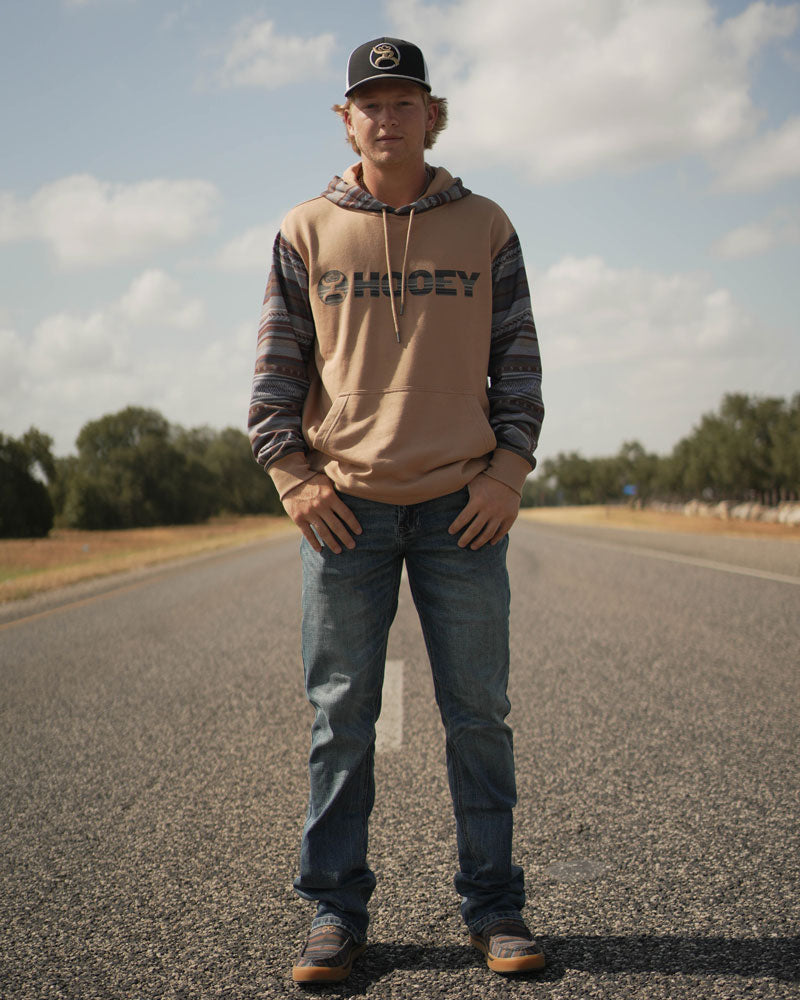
[1, 0, 798, 467]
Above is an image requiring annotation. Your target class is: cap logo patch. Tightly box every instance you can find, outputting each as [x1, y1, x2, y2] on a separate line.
[370, 42, 400, 70]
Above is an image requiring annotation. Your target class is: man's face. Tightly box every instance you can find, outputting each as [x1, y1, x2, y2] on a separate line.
[344, 81, 438, 169]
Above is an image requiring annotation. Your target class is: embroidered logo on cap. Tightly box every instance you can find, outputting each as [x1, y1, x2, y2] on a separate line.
[370, 42, 400, 69]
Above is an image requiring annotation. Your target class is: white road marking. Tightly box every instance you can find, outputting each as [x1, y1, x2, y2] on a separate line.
[376, 659, 404, 752]
[539, 531, 800, 587]
[590, 539, 800, 586]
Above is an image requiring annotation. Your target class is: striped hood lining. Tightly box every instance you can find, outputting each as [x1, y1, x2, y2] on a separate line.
[323, 164, 471, 216]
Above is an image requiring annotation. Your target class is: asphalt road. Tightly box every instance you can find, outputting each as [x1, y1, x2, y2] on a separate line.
[1, 520, 798, 999]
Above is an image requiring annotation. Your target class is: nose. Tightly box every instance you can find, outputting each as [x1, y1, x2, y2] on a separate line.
[379, 104, 399, 127]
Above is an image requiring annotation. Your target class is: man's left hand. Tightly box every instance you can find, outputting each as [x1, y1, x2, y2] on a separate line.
[449, 473, 521, 550]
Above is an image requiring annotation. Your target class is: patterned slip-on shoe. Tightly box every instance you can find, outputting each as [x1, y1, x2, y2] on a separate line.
[292, 925, 367, 984]
[470, 919, 546, 974]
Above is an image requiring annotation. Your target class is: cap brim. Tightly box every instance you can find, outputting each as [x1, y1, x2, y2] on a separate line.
[345, 73, 432, 96]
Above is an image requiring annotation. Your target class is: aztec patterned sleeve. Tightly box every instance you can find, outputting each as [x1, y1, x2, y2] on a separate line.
[248, 232, 316, 480]
[487, 231, 544, 471]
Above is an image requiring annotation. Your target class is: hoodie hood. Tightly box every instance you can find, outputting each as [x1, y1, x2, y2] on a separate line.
[323, 164, 471, 215]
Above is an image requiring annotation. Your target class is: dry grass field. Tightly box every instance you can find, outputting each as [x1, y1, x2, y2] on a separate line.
[0, 516, 295, 603]
[520, 504, 800, 539]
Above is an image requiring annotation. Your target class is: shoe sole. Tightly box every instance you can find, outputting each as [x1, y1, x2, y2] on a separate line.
[470, 934, 546, 974]
[292, 942, 367, 983]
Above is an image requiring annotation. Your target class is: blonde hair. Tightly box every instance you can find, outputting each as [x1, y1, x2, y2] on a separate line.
[332, 90, 449, 154]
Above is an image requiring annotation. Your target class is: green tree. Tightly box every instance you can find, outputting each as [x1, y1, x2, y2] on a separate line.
[515, 392, 800, 507]
[538, 451, 596, 505]
[63, 407, 216, 529]
[173, 425, 282, 517]
[772, 393, 800, 501]
[614, 440, 660, 501]
[58, 409, 284, 529]
[667, 393, 799, 502]
[0, 429, 55, 537]
[191, 426, 283, 516]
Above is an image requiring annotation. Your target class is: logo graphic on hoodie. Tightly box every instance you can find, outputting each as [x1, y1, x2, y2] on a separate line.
[317, 269, 480, 305]
[318, 270, 350, 305]
[370, 43, 400, 69]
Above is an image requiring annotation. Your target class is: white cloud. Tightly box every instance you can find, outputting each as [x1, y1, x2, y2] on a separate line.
[148, 321, 255, 434]
[0, 192, 31, 242]
[713, 222, 777, 258]
[218, 19, 336, 89]
[714, 116, 800, 192]
[215, 223, 277, 272]
[536, 255, 753, 369]
[713, 206, 800, 258]
[388, 0, 799, 180]
[118, 269, 205, 328]
[26, 270, 203, 381]
[0, 175, 219, 266]
[0, 271, 209, 453]
[0, 328, 26, 397]
[527, 254, 784, 457]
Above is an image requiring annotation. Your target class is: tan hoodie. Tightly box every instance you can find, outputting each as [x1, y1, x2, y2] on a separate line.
[249, 164, 544, 505]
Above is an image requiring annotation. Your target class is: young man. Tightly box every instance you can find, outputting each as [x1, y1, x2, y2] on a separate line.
[249, 37, 545, 983]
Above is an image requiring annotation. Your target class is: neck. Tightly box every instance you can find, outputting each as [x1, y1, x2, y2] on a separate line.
[360, 160, 429, 209]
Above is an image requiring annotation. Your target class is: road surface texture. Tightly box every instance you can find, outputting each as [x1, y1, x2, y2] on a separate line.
[1, 519, 798, 999]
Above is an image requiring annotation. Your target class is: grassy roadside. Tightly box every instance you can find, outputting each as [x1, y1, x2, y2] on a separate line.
[519, 504, 800, 540]
[0, 516, 296, 603]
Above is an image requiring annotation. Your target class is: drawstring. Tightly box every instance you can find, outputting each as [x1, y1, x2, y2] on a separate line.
[381, 207, 416, 344]
[399, 207, 415, 319]
[381, 209, 399, 342]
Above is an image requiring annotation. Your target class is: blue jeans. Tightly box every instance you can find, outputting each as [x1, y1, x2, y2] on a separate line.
[294, 488, 525, 941]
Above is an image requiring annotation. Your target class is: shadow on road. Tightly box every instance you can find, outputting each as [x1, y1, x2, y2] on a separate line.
[303, 935, 799, 993]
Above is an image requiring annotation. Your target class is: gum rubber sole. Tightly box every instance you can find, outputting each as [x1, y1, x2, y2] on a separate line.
[292, 942, 367, 983]
[470, 934, 546, 974]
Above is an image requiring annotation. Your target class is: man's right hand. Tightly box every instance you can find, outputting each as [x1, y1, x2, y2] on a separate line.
[281, 473, 362, 554]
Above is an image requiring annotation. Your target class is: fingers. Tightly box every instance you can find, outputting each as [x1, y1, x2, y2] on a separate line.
[449, 500, 500, 549]
[283, 476, 362, 555]
[304, 506, 358, 555]
[449, 475, 520, 549]
[453, 512, 509, 550]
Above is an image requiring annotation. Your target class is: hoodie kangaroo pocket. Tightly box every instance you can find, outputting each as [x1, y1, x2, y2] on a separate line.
[311, 388, 496, 477]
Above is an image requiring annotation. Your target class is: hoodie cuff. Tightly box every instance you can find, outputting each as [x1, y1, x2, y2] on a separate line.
[483, 448, 534, 496]
[267, 451, 318, 501]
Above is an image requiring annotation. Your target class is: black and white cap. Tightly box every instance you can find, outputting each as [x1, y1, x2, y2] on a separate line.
[345, 37, 431, 96]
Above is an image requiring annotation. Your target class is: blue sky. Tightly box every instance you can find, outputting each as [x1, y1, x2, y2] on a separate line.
[1, 0, 798, 467]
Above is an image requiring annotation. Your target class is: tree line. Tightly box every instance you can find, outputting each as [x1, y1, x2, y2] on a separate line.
[1, 407, 282, 538]
[522, 392, 800, 508]
[2, 392, 798, 538]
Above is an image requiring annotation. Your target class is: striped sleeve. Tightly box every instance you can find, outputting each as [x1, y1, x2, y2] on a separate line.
[248, 232, 316, 485]
[486, 231, 544, 475]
